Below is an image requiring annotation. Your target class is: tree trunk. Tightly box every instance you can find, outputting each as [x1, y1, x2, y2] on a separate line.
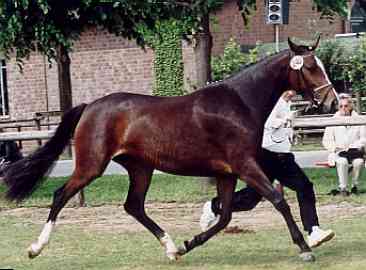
[194, 14, 216, 189]
[193, 13, 213, 86]
[57, 45, 73, 159]
[57, 45, 73, 113]
[57, 45, 85, 207]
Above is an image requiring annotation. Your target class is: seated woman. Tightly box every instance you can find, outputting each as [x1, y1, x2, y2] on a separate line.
[322, 94, 366, 195]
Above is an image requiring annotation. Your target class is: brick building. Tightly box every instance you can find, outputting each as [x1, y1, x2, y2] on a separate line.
[0, 0, 351, 121]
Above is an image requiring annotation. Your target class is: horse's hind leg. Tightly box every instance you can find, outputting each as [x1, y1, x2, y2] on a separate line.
[116, 158, 180, 260]
[238, 158, 314, 261]
[178, 175, 237, 255]
[27, 160, 108, 258]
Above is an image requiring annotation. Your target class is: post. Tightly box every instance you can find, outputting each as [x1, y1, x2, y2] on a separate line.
[275, 24, 280, 53]
[16, 125, 22, 149]
[355, 91, 362, 113]
[35, 118, 42, 146]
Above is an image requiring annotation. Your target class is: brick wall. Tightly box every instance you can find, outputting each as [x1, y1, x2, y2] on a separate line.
[71, 28, 154, 105]
[211, 0, 347, 55]
[7, 54, 51, 119]
[6, 28, 154, 120]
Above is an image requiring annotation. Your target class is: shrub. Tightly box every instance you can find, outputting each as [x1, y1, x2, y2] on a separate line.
[211, 38, 257, 81]
[343, 36, 366, 92]
[315, 39, 348, 83]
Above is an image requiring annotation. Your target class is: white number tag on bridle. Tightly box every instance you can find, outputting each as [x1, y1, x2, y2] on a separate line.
[290, 56, 304, 70]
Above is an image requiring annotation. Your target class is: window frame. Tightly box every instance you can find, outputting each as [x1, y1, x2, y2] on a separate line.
[0, 59, 9, 117]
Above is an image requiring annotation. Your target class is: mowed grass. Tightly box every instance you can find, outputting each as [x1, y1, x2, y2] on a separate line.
[1, 168, 366, 208]
[0, 174, 219, 208]
[1, 214, 366, 270]
[1, 168, 366, 269]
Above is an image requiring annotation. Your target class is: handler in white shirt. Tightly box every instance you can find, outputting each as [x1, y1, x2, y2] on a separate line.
[262, 90, 295, 153]
[322, 94, 366, 195]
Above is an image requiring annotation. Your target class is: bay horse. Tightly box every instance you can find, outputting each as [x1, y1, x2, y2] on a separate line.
[2, 37, 337, 262]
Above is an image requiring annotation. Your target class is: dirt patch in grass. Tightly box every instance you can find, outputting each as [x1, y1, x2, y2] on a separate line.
[2, 201, 366, 235]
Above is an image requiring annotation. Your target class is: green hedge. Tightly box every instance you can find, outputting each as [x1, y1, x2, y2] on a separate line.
[142, 20, 189, 96]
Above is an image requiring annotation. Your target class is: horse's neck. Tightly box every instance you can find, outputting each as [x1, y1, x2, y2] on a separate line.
[230, 52, 290, 127]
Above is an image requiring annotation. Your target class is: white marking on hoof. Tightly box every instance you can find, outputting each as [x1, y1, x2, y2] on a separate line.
[299, 252, 315, 262]
[160, 233, 180, 261]
[28, 243, 43, 259]
[27, 221, 55, 259]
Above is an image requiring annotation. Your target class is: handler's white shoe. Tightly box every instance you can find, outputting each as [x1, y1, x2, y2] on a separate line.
[307, 226, 335, 248]
[199, 201, 220, 231]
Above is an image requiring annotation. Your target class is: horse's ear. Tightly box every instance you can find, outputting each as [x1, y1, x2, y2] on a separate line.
[309, 34, 321, 51]
[288, 37, 300, 53]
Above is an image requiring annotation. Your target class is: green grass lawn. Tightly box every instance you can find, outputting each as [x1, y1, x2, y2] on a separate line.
[1, 213, 366, 270]
[0, 173, 219, 208]
[1, 169, 366, 269]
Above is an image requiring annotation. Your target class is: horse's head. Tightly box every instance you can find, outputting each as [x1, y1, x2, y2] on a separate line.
[287, 36, 338, 113]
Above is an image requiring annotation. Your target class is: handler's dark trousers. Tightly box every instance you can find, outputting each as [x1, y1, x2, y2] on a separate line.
[211, 148, 319, 233]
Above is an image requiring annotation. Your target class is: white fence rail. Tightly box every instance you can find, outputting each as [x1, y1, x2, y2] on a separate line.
[292, 115, 366, 128]
[0, 130, 55, 141]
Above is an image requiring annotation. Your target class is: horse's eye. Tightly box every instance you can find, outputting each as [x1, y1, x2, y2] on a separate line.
[304, 63, 317, 71]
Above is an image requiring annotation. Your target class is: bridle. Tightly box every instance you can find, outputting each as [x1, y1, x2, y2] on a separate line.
[313, 83, 333, 92]
[289, 53, 334, 107]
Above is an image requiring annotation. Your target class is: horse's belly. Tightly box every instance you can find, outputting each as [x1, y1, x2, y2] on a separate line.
[155, 165, 216, 177]
[144, 151, 232, 177]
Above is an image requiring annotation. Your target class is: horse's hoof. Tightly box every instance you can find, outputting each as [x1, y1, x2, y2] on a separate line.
[299, 252, 315, 262]
[27, 244, 41, 259]
[167, 252, 181, 261]
[177, 246, 187, 256]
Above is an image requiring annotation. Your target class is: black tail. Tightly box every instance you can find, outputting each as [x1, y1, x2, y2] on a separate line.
[3, 103, 88, 202]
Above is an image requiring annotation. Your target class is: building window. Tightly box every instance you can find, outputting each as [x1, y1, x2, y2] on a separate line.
[0, 60, 9, 116]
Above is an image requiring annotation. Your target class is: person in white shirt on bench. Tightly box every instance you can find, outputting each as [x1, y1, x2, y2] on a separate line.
[322, 94, 366, 196]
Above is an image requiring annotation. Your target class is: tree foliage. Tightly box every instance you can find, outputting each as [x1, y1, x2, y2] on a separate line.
[0, 0, 349, 63]
[0, 0, 221, 62]
[344, 37, 366, 92]
[311, 0, 348, 18]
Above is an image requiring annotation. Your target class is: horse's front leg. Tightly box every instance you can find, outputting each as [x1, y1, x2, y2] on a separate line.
[238, 158, 314, 262]
[177, 175, 237, 255]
